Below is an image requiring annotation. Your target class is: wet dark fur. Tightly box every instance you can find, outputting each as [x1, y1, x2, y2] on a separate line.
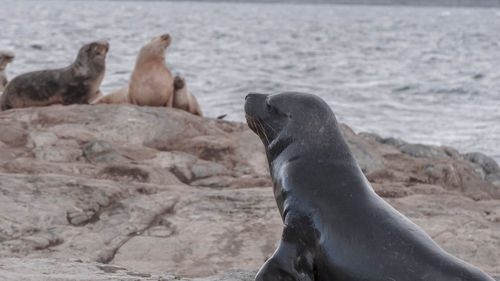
[0, 41, 108, 111]
[245, 92, 495, 281]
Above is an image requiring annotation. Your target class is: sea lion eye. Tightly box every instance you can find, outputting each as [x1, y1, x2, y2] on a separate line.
[266, 103, 276, 114]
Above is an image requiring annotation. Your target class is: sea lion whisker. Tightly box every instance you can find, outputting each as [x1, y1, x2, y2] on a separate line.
[262, 120, 277, 135]
[257, 118, 270, 144]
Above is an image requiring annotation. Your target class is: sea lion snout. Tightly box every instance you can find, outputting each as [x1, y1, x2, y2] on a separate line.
[85, 41, 109, 58]
[244, 92, 268, 118]
[101, 42, 110, 53]
[95, 41, 110, 55]
[160, 34, 171, 46]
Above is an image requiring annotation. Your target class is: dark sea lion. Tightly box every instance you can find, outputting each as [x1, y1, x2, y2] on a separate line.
[0, 41, 109, 110]
[244, 92, 494, 281]
[0, 51, 15, 92]
[173, 75, 202, 116]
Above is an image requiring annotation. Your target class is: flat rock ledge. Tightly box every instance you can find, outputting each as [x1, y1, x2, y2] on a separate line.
[0, 104, 499, 280]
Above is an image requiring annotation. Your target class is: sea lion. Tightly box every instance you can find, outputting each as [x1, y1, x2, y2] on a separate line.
[93, 85, 129, 104]
[244, 92, 495, 281]
[90, 90, 104, 104]
[128, 34, 174, 107]
[0, 51, 14, 92]
[173, 76, 202, 116]
[0, 41, 109, 111]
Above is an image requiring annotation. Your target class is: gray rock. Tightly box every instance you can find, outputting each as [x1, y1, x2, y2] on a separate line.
[358, 132, 384, 143]
[33, 139, 83, 162]
[399, 143, 449, 158]
[82, 140, 125, 164]
[465, 152, 500, 175]
[486, 173, 500, 186]
[27, 131, 58, 148]
[191, 161, 227, 179]
[382, 137, 407, 147]
[190, 176, 231, 188]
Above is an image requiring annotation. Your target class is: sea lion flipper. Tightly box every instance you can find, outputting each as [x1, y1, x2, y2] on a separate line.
[255, 235, 314, 281]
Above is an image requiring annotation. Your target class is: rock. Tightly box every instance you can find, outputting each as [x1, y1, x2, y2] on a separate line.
[33, 139, 83, 162]
[0, 258, 257, 281]
[82, 140, 126, 164]
[27, 131, 58, 148]
[399, 143, 449, 158]
[381, 137, 407, 147]
[111, 188, 280, 276]
[0, 104, 498, 278]
[486, 173, 500, 186]
[191, 161, 227, 179]
[190, 176, 231, 188]
[465, 152, 500, 175]
[0, 122, 28, 147]
[358, 132, 384, 143]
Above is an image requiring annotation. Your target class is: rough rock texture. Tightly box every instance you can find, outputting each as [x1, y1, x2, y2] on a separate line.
[0, 104, 498, 280]
[0, 258, 256, 281]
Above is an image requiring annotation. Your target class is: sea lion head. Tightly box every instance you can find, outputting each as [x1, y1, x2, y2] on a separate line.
[173, 75, 185, 90]
[146, 33, 171, 53]
[155, 33, 172, 50]
[245, 92, 338, 159]
[75, 41, 109, 70]
[0, 51, 14, 70]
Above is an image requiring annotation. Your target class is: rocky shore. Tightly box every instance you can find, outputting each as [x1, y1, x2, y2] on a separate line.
[0, 104, 499, 280]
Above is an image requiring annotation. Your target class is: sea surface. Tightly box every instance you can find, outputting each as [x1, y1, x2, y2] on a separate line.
[0, 1, 499, 161]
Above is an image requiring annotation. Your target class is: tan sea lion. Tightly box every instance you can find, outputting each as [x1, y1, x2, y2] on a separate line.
[173, 76, 202, 116]
[128, 34, 174, 107]
[0, 41, 109, 111]
[90, 90, 104, 104]
[93, 85, 129, 104]
[0, 51, 15, 93]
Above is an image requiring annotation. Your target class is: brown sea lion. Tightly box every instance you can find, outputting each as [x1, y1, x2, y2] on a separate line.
[0, 51, 15, 93]
[128, 34, 174, 107]
[173, 76, 202, 116]
[0, 41, 109, 111]
[93, 85, 129, 104]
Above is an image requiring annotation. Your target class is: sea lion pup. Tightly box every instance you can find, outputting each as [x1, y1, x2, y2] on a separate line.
[173, 76, 202, 116]
[0, 51, 15, 92]
[93, 85, 129, 104]
[128, 34, 174, 107]
[245, 92, 495, 281]
[0, 41, 109, 111]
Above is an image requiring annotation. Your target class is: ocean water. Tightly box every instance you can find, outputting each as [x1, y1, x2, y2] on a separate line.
[0, 1, 499, 161]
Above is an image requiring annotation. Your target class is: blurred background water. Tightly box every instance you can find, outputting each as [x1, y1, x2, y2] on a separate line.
[0, 1, 499, 161]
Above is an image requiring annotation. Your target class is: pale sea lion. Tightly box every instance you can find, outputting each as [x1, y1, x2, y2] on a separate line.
[89, 90, 104, 104]
[0, 41, 109, 111]
[245, 92, 495, 281]
[0, 51, 15, 93]
[93, 85, 129, 104]
[128, 34, 174, 107]
[173, 75, 202, 116]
